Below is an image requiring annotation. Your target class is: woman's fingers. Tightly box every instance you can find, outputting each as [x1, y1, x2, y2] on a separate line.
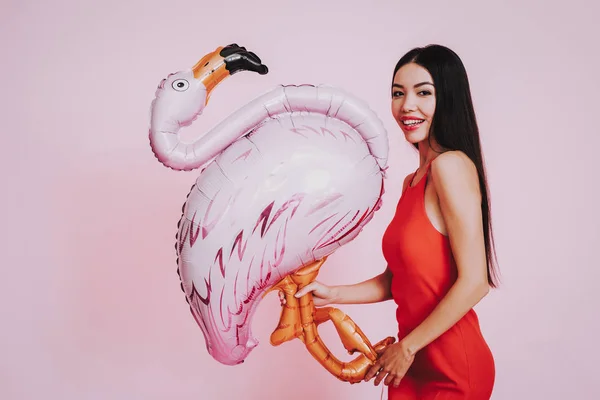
[384, 372, 399, 387]
[373, 369, 389, 386]
[294, 282, 317, 298]
[364, 360, 382, 382]
[312, 297, 329, 306]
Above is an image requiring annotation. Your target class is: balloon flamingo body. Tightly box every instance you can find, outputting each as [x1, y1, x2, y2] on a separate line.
[149, 44, 394, 382]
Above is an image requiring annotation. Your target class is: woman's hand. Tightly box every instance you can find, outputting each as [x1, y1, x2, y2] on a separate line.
[364, 341, 416, 387]
[279, 267, 393, 306]
[277, 281, 340, 307]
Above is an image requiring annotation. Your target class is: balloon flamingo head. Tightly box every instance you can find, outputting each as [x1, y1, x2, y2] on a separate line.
[149, 44, 268, 171]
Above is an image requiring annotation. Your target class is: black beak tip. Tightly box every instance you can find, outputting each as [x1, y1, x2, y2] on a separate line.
[220, 44, 268, 76]
[220, 43, 247, 57]
[258, 64, 269, 75]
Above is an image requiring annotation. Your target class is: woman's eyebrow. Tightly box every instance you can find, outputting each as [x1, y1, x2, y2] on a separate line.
[392, 82, 434, 88]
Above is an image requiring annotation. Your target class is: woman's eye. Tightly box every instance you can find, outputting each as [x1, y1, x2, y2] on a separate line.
[392, 91, 404, 97]
[418, 90, 432, 96]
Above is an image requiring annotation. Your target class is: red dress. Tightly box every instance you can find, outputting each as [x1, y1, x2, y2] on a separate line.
[381, 166, 495, 399]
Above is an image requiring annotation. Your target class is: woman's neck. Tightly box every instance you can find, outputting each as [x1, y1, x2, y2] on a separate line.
[417, 138, 444, 169]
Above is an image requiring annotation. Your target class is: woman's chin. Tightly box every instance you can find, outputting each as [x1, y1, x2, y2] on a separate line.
[403, 131, 426, 144]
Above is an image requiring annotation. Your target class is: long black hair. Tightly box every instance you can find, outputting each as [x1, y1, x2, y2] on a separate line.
[393, 44, 500, 287]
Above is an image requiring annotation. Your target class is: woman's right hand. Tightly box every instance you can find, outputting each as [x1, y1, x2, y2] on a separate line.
[293, 281, 340, 306]
[278, 268, 392, 307]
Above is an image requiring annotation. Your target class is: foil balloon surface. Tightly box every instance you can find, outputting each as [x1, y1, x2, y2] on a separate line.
[149, 44, 393, 381]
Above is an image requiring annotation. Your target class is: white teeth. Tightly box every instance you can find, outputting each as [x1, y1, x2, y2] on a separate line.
[403, 120, 423, 126]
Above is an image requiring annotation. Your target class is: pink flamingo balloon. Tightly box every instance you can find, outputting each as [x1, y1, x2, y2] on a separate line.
[149, 44, 391, 376]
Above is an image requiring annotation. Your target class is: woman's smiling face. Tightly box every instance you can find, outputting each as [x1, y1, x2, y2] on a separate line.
[391, 62, 436, 145]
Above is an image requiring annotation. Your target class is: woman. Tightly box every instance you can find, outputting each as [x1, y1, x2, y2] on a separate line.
[294, 45, 499, 399]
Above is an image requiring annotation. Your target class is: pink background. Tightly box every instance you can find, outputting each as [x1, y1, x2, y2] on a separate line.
[2, 0, 599, 399]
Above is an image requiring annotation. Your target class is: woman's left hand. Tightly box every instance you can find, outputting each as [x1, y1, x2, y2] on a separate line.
[364, 341, 416, 387]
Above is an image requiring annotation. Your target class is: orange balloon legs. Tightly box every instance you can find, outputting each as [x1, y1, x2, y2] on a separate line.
[268, 258, 395, 384]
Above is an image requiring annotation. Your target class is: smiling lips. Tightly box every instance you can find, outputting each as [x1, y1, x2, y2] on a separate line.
[400, 117, 425, 131]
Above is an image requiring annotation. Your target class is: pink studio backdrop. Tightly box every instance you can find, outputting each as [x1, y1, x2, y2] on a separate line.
[2, 0, 598, 399]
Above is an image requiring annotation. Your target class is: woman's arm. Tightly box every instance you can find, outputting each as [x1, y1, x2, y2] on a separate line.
[293, 266, 393, 305]
[399, 151, 491, 356]
[334, 266, 394, 304]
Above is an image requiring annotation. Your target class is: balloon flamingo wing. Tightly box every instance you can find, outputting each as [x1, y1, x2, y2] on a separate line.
[149, 44, 394, 381]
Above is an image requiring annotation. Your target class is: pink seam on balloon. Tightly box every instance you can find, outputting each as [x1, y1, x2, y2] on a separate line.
[238, 302, 252, 325]
[235, 325, 243, 346]
[243, 287, 257, 304]
[233, 149, 252, 162]
[289, 127, 308, 138]
[289, 198, 302, 219]
[189, 212, 201, 247]
[215, 248, 225, 278]
[266, 194, 304, 234]
[272, 220, 287, 268]
[233, 269, 240, 305]
[309, 213, 338, 235]
[258, 258, 266, 290]
[227, 268, 243, 316]
[258, 251, 273, 289]
[321, 127, 336, 138]
[324, 207, 371, 247]
[301, 125, 320, 135]
[230, 231, 247, 261]
[178, 220, 189, 254]
[235, 306, 253, 340]
[315, 210, 351, 247]
[228, 289, 244, 319]
[191, 279, 211, 306]
[339, 130, 356, 142]
[253, 202, 274, 237]
[259, 270, 272, 290]
[306, 193, 343, 216]
[316, 208, 364, 249]
[219, 285, 233, 331]
[202, 196, 229, 239]
[245, 249, 259, 301]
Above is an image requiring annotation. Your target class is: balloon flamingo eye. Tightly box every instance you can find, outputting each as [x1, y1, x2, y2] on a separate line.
[172, 79, 189, 91]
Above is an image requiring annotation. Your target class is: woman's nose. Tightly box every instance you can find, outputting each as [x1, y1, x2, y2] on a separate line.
[401, 94, 416, 113]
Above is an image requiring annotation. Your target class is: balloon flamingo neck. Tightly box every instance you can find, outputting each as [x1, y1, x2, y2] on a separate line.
[149, 44, 269, 171]
[149, 45, 388, 173]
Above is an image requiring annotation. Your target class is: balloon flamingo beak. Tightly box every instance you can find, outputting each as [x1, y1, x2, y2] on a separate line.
[191, 44, 269, 104]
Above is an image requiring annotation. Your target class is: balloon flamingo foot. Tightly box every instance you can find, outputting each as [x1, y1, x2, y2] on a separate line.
[267, 258, 396, 384]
